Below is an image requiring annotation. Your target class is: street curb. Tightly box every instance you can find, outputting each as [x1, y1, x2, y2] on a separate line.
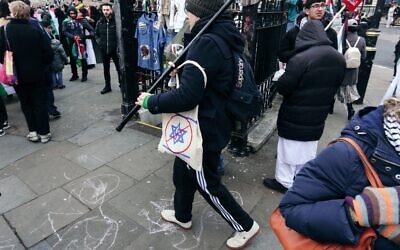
[248, 96, 282, 152]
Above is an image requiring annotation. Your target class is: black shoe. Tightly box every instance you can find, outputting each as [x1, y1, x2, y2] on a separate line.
[69, 75, 79, 81]
[58, 85, 66, 89]
[263, 178, 288, 193]
[101, 88, 112, 94]
[81, 76, 88, 82]
[49, 110, 62, 119]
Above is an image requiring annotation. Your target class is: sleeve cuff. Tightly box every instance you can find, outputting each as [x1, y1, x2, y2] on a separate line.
[143, 95, 150, 109]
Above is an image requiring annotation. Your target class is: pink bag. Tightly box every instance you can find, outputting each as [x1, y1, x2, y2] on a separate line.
[0, 25, 17, 86]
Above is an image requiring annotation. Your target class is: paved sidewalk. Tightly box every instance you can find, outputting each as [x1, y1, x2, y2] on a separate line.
[0, 53, 394, 249]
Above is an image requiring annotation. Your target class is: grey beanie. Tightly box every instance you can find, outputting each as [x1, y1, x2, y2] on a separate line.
[185, 0, 224, 18]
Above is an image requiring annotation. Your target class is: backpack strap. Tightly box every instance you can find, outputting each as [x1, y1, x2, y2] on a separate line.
[354, 37, 361, 47]
[346, 39, 351, 48]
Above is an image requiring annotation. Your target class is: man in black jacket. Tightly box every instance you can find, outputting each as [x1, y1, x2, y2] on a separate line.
[263, 20, 346, 193]
[135, 0, 260, 248]
[95, 3, 120, 94]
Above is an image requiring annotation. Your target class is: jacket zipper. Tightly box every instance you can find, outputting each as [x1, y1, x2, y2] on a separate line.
[106, 20, 109, 54]
[374, 154, 400, 168]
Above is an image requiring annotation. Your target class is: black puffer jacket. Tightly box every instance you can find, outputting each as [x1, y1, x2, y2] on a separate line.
[147, 14, 244, 152]
[277, 20, 345, 141]
[278, 22, 338, 63]
[95, 15, 117, 54]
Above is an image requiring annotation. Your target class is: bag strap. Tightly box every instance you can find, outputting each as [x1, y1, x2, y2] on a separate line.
[346, 39, 351, 48]
[338, 137, 384, 188]
[175, 60, 207, 89]
[354, 37, 361, 48]
[3, 24, 10, 50]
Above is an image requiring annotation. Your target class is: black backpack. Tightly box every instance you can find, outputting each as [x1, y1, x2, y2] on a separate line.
[205, 34, 263, 122]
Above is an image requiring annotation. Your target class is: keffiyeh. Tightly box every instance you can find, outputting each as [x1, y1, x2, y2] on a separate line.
[384, 113, 400, 155]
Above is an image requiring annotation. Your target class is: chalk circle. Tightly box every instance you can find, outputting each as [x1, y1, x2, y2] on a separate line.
[164, 114, 193, 154]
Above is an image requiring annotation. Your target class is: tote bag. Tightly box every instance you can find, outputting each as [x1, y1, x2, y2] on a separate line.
[158, 60, 207, 171]
[270, 137, 379, 250]
[0, 25, 17, 86]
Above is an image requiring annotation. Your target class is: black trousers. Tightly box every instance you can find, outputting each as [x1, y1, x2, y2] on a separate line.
[0, 96, 7, 125]
[101, 50, 120, 89]
[15, 84, 50, 135]
[173, 151, 253, 232]
[70, 55, 88, 78]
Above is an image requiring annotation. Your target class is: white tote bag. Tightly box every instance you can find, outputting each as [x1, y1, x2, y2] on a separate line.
[158, 60, 207, 171]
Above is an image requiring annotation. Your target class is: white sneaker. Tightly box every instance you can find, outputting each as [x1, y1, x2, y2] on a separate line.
[160, 210, 192, 230]
[39, 133, 51, 143]
[0, 129, 5, 137]
[26, 132, 39, 142]
[226, 221, 260, 249]
[2, 121, 10, 130]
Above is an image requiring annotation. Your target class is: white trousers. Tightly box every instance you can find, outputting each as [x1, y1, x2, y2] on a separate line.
[275, 137, 318, 188]
[387, 17, 394, 28]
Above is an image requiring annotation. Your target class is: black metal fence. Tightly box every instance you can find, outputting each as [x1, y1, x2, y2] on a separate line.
[132, 0, 287, 156]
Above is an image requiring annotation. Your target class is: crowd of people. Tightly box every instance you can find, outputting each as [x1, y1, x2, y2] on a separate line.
[0, 0, 120, 140]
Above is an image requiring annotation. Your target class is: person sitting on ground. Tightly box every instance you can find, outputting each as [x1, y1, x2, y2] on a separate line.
[280, 97, 400, 249]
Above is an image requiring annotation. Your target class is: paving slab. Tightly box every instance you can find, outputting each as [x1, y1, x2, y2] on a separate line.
[46, 204, 145, 250]
[60, 84, 122, 110]
[28, 241, 53, 250]
[0, 142, 87, 195]
[49, 102, 109, 142]
[64, 128, 155, 171]
[68, 120, 118, 146]
[0, 175, 36, 214]
[108, 138, 173, 181]
[63, 166, 135, 209]
[0, 134, 48, 170]
[0, 216, 25, 250]
[107, 174, 240, 250]
[246, 192, 283, 250]
[4, 188, 90, 248]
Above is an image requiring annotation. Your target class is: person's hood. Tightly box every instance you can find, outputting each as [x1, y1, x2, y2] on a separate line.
[190, 12, 245, 54]
[51, 38, 61, 49]
[295, 20, 332, 52]
[341, 106, 400, 166]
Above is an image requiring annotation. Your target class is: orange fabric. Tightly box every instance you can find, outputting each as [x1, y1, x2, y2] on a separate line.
[379, 188, 394, 224]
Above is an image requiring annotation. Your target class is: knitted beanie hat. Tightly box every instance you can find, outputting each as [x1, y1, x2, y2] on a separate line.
[185, 0, 224, 18]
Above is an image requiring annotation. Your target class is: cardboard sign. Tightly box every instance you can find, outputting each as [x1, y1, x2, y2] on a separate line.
[342, 0, 363, 12]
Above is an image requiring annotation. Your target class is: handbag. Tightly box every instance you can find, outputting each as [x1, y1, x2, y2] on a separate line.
[158, 60, 207, 171]
[269, 137, 380, 250]
[0, 25, 17, 86]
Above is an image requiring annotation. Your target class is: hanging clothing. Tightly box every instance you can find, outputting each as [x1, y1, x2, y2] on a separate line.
[169, 0, 186, 32]
[135, 13, 166, 71]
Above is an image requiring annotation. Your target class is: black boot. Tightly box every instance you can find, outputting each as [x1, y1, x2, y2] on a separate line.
[263, 178, 288, 193]
[347, 103, 355, 120]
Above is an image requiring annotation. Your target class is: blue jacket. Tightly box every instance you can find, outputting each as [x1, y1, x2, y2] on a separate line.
[135, 13, 166, 71]
[147, 14, 245, 152]
[280, 106, 400, 249]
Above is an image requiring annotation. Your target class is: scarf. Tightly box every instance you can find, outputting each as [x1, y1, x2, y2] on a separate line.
[383, 113, 400, 155]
